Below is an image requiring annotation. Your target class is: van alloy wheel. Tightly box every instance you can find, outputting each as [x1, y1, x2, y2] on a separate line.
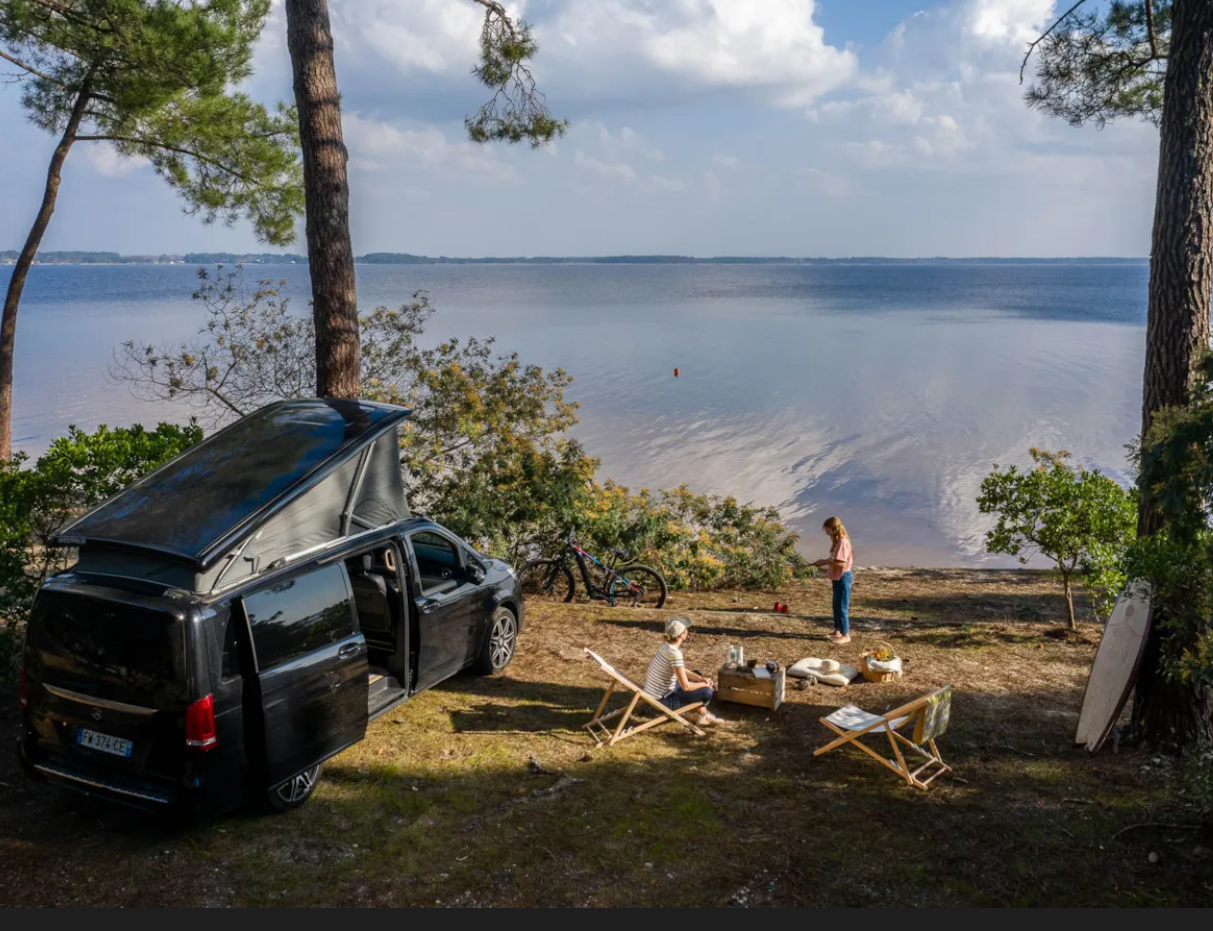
[489, 613, 517, 669]
[277, 765, 319, 806]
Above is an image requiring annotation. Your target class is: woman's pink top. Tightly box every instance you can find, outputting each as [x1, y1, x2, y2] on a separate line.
[829, 536, 853, 581]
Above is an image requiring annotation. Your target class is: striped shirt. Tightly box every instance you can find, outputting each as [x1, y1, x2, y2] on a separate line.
[644, 643, 685, 698]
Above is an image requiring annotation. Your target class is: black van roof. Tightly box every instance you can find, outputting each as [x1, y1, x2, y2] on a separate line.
[55, 399, 411, 571]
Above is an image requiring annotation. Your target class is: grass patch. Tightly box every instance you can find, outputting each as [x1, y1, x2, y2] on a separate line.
[1, 569, 1210, 906]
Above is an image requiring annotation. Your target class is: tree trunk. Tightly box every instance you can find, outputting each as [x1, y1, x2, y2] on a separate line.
[1061, 571, 1077, 631]
[1133, 0, 1213, 747]
[1139, 0, 1213, 506]
[0, 80, 92, 461]
[284, 0, 361, 400]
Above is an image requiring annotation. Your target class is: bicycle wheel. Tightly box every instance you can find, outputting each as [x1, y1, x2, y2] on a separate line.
[519, 559, 575, 602]
[609, 565, 667, 609]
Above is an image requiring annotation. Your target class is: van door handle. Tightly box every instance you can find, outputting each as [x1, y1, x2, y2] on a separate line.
[338, 643, 362, 660]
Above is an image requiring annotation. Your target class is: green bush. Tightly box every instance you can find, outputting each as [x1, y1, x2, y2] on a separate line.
[493, 480, 810, 592]
[978, 448, 1137, 628]
[0, 422, 201, 686]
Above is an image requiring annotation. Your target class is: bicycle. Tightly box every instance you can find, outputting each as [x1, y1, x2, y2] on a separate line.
[520, 531, 667, 608]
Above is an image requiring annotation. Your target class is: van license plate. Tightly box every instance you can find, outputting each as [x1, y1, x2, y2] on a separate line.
[77, 729, 133, 758]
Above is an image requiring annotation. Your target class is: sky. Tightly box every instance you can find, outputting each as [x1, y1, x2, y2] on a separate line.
[0, 0, 1162, 258]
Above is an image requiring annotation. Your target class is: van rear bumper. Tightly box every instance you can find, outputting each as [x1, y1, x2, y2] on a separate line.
[19, 740, 182, 811]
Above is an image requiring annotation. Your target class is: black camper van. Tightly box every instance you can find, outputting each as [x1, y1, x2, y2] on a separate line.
[17, 399, 523, 815]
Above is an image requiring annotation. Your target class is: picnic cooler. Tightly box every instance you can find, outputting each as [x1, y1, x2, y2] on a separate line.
[717, 664, 785, 711]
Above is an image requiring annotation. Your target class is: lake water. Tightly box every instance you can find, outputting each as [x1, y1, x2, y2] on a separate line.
[1, 262, 1148, 567]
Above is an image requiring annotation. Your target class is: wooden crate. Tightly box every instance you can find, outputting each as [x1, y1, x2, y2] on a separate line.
[717, 665, 785, 711]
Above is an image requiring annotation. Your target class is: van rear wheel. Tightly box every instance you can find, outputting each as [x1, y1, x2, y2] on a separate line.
[265, 763, 322, 813]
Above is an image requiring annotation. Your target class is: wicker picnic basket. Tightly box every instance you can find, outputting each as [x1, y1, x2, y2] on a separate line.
[860, 642, 903, 683]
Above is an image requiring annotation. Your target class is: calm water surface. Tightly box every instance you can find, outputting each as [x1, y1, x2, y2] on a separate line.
[2, 262, 1148, 566]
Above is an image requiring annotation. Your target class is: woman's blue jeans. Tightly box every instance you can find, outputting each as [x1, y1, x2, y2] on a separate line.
[661, 686, 713, 711]
[832, 571, 853, 635]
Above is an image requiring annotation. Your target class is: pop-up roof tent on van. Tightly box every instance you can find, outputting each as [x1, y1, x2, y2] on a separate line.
[53, 399, 412, 594]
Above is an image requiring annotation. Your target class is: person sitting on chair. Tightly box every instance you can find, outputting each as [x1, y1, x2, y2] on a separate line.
[643, 618, 722, 726]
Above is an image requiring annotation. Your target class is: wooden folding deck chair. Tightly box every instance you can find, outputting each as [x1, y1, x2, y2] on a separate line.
[814, 686, 953, 790]
[583, 649, 707, 747]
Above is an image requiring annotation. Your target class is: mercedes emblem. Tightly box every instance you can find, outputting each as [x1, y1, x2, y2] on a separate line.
[91, 707, 103, 722]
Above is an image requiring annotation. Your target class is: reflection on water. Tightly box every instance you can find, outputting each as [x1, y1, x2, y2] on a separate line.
[4, 263, 1147, 566]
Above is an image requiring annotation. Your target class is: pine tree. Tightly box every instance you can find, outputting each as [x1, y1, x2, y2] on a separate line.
[1025, 0, 1213, 746]
[284, 0, 566, 402]
[0, 0, 304, 460]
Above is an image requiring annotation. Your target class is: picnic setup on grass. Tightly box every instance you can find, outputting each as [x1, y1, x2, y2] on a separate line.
[580, 577, 1154, 794]
[582, 620, 955, 791]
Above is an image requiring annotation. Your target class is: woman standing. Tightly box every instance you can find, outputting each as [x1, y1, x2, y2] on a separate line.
[814, 517, 854, 644]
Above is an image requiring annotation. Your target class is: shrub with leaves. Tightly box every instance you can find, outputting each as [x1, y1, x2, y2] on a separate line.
[549, 482, 810, 593]
[978, 448, 1137, 629]
[0, 422, 200, 685]
[1126, 353, 1213, 744]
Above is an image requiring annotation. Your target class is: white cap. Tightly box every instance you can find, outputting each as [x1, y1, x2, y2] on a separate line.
[665, 617, 691, 639]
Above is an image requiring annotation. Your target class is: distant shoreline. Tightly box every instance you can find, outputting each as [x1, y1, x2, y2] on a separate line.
[1, 251, 1151, 268]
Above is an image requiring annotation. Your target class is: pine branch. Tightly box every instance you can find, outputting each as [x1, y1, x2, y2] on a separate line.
[71, 135, 253, 182]
[0, 46, 64, 85]
[468, 0, 517, 37]
[1021, 0, 1089, 83]
[1145, 0, 1159, 59]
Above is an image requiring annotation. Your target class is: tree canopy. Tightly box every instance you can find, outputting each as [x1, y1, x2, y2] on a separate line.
[1024, 0, 1172, 127]
[0, 0, 304, 242]
[978, 448, 1137, 629]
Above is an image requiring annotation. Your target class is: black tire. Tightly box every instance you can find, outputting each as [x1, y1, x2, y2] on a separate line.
[520, 559, 575, 603]
[474, 606, 519, 675]
[610, 565, 667, 609]
[265, 763, 322, 813]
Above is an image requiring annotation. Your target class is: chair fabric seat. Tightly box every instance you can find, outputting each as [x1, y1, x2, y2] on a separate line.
[824, 705, 910, 734]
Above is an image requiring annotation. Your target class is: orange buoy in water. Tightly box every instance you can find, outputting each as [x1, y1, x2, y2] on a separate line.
[674, 367, 680, 378]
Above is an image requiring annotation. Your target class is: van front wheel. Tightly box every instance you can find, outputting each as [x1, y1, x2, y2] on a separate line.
[473, 606, 518, 675]
[266, 764, 322, 813]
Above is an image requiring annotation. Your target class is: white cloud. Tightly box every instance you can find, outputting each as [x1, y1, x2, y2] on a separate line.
[311, 0, 854, 109]
[330, 0, 516, 75]
[650, 174, 690, 193]
[795, 167, 858, 199]
[82, 143, 150, 178]
[343, 113, 515, 181]
[712, 153, 740, 170]
[574, 150, 637, 182]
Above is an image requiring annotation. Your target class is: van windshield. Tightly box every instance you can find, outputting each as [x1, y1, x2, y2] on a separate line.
[28, 591, 187, 705]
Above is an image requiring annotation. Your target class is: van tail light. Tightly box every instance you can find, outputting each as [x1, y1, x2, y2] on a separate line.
[18, 665, 28, 709]
[185, 694, 217, 751]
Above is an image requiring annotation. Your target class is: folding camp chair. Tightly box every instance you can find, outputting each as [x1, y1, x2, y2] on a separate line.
[813, 686, 953, 790]
[583, 649, 707, 747]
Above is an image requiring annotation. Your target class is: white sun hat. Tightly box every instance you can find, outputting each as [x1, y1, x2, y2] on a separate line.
[787, 657, 860, 687]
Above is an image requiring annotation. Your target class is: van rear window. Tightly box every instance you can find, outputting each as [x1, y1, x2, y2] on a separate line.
[29, 591, 186, 697]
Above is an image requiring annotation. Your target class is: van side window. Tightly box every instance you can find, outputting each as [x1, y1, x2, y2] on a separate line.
[410, 531, 462, 595]
[244, 564, 355, 669]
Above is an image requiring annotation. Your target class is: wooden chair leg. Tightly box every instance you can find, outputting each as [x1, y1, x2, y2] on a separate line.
[590, 682, 616, 725]
[886, 729, 913, 786]
[819, 722, 913, 781]
[608, 693, 641, 746]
